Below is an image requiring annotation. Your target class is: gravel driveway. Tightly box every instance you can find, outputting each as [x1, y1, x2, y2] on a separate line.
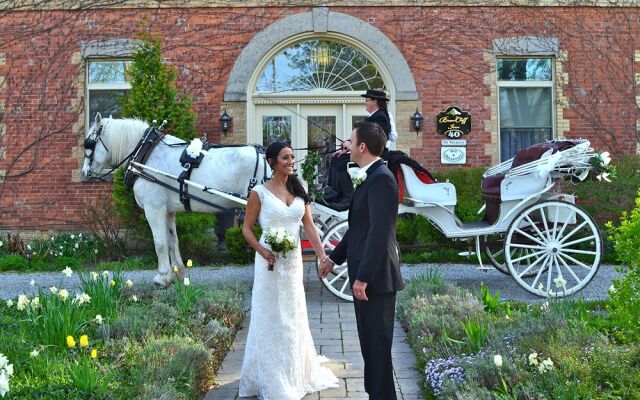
[0, 263, 622, 302]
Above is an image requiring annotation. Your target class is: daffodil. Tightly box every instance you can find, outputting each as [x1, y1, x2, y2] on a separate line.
[30, 297, 39, 308]
[0, 370, 8, 398]
[553, 276, 567, 288]
[95, 315, 103, 325]
[493, 354, 503, 368]
[91, 349, 98, 359]
[79, 335, 89, 348]
[90, 272, 99, 281]
[29, 279, 35, 286]
[125, 279, 133, 288]
[66, 336, 76, 348]
[62, 266, 73, 277]
[49, 286, 58, 294]
[186, 259, 193, 268]
[131, 295, 138, 302]
[5, 300, 13, 308]
[528, 353, 539, 366]
[173, 266, 179, 273]
[59, 289, 69, 301]
[109, 280, 116, 287]
[30, 349, 39, 358]
[102, 270, 109, 276]
[16, 295, 29, 311]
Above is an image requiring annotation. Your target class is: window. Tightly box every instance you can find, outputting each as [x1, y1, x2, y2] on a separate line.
[497, 58, 554, 161]
[86, 60, 131, 133]
[256, 40, 385, 93]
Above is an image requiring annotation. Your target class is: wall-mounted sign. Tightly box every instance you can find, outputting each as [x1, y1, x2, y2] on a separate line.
[441, 147, 467, 164]
[441, 139, 467, 146]
[436, 106, 471, 138]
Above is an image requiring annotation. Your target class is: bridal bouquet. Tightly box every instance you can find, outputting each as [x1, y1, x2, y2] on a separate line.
[589, 151, 616, 182]
[264, 227, 296, 271]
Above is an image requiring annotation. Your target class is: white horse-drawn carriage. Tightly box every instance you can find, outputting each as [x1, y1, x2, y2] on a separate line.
[83, 114, 603, 300]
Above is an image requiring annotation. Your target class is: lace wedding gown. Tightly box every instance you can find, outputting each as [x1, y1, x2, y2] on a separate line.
[239, 185, 339, 399]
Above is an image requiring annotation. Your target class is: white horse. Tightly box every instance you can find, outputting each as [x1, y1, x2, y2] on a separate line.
[82, 113, 271, 286]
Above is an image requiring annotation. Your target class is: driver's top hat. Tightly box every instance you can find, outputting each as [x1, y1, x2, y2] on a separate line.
[360, 89, 389, 101]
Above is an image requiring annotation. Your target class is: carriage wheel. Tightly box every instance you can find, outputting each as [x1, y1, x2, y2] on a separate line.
[484, 234, 540, 278]
[505, 201, 601, 297]
[312, 214, 330, 237]
[318, 220, 353, 301]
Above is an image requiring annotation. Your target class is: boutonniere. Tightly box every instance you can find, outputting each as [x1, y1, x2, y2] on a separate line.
[349, 168, 367, 189]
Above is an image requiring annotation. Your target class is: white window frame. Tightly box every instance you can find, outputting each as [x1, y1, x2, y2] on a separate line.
[85, 58, 131, 136]
[497, 57, 556, 161]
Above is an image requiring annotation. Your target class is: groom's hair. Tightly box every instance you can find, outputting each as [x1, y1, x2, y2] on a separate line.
[353, 121, 386, 156]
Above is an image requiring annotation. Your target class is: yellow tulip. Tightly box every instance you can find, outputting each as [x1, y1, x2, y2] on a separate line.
[186, 259, 193, 268]
[91, 349, 98, 359]
[109, 280, 116, 287]
[173, 266, 179, 273]
[79, 335, 89, 348]
[66, 336, 76, 348]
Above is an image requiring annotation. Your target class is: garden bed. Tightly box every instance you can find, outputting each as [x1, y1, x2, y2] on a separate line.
[0, 266, 249, 399]
[397, 270, 640, 399]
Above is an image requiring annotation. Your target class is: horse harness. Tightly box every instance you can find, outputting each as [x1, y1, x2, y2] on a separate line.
[123, 130, 267, 212]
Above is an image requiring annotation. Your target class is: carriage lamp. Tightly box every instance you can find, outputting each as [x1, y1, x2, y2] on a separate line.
[219, 109, 232, 136]
[410, 109, 424, 134]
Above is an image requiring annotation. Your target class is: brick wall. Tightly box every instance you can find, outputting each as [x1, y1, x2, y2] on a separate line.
[0, 6, 638, 231]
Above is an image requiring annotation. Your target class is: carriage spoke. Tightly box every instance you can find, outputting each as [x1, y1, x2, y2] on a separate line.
[556, 211, 574, 241]
[557, 254, 582, 284]
[561, 235, 595, 248]
[328, 267, 348, 285]
[561, 248, 598, 256]
[525, 215, 547, 242]
[514, 228, 547, 247]
[517, 251, 548, 278]
[558, 221, 588, 244]
[530, 254, 550, 289]
[558, 252, 593, 271]
[539, 208, 552, 241]
[553, 257, 566, 293]
[512, 249, 546, 264]
[509, 243, 545, 250]
[546, 260, 553, 293]
[552, 203, 560, 240]
[339, 277, 349, 294]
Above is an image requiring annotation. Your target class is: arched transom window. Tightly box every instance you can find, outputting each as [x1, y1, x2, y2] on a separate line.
[256, 40, 385, 93]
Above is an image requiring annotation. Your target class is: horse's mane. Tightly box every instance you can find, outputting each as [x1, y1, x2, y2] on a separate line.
[102, 118, 149, 163]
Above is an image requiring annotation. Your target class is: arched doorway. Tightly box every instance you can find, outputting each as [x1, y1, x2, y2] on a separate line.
[250, 37, 390, 160]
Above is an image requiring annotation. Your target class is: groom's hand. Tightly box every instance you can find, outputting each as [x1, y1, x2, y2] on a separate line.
[352, 280, 368, 301]
[318, 257, 333, 278]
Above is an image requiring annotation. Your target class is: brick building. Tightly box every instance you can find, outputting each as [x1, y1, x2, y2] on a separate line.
[0, 0, 638, 233]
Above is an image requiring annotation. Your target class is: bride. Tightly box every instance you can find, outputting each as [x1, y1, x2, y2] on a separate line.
[239, 142, 339, 399]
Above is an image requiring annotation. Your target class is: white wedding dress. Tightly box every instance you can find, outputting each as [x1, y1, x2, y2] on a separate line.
[239, 185, 339, 399]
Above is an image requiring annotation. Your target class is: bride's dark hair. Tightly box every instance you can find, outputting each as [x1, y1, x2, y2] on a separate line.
[265, 142, 311, 204]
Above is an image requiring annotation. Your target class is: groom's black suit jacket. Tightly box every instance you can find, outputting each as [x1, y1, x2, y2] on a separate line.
[329, 159, 405, 294]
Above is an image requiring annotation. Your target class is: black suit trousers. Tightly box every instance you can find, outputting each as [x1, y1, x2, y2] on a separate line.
[354, 292, 397, 400]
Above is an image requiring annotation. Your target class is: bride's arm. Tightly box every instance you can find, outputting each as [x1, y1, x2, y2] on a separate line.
[302, 203, 327, 262]
[242, 191, 275, 265]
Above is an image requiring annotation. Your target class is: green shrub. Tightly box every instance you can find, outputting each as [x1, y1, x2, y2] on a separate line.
[605, 188, 640, 343]
[0, 254, 28, 271]
[396, 214, 418, 245]
[225, 226, 262, 264]
[175, 213, 216, 263]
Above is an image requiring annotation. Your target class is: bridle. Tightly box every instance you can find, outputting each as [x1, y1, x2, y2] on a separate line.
[83, 120, 109, 177]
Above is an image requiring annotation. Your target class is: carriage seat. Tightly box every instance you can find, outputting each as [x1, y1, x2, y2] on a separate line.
[481, 141, 577, 223]
[400, 164, 457, 206]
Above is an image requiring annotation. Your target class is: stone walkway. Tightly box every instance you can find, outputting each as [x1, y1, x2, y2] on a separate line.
[204, 263, 423, 400]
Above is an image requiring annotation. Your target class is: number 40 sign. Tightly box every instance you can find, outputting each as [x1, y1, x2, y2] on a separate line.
[436, 106, 471, 138]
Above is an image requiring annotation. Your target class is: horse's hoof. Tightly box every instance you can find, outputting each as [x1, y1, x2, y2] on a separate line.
[153, 275, 171, 288]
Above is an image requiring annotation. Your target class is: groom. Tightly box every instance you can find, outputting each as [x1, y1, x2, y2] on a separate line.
[320, 121, 404, 399]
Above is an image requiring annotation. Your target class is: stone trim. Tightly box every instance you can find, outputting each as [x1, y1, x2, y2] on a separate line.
[636, 50, 640, 155]
[555, 50, 570, 140]
[11, 0, 640, 9]
[0, 52, 5, 179]
[224, 8, 418, 102]
[493, 36, 559, 56]
[483, 52, 500, 166]
[81, 39, 140, 59]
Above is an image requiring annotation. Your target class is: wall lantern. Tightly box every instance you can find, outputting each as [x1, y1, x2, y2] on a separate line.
[219, 109, 232, 136]
[410, 109, 424, 134]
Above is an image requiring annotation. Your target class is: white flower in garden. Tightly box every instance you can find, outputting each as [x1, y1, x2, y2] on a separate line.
[186, 259, 193, 268]
[3, 364, 12, 377]
[5, 300, 13, 308]
[542, 358, 554, 371]
[596, 172, 611, 182]
[94, 249, 98, 254]
[16, 295, 29, 311]
[78, 233, 82, 238]
[0, 241, 3, 247]
[73, 293, 91, 305]
[29, 349, 39, 358]
[173, 265, 179, 273]
[131, 295, 138, 302]
[30, 279, 35, 287]
[74, 243, 79, 249]
[540, 302, 549, 312]
[609, 284, 617, 294]
[49, 286, 58, 294]
[125, 279, 133, 288]
[102, 270, 110, 276]
[493, 354, 503, 368]
[58, 289, 69, 301]
[26, 245, 31, 251]
[553, 276, 567, 289]
[184, 277, 190, 286]
[0, 354, 7, 369]
[30, 297, 39, 308]
[71, 234, 75, 239]
[50, 236, 54, 241]
[95, 315, 103, 325]
[90, 272, 99, 281]
[0, 370, 8, 398]
[528, 353, 539, 366]
[62, 266, 73, 277]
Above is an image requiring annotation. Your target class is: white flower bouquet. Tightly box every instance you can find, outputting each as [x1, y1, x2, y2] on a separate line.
[589, 151, 616, 182]
[264, 227, 296, 271]
[0, 353, 13, 398]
